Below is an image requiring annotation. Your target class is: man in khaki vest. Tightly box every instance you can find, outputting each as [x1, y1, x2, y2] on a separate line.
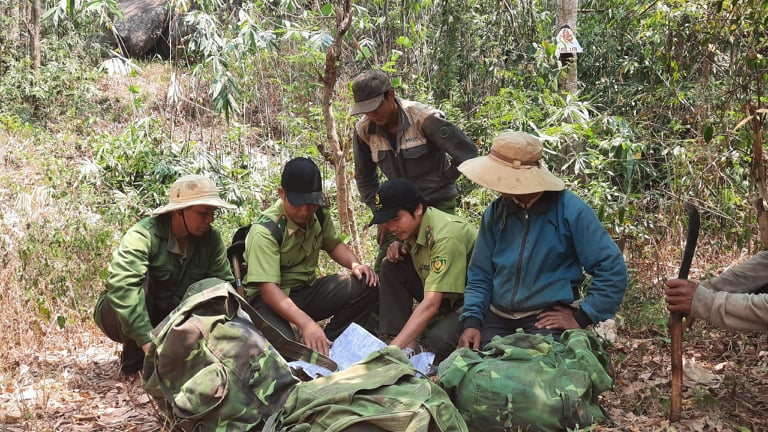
[350, 69, 478, 272]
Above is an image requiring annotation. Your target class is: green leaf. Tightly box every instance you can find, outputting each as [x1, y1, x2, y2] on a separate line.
[702, 123, 714, 143]
[320, 3, 334, 16]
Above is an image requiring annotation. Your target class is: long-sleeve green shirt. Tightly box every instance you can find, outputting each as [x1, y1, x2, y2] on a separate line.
[95, 215, 233, 345]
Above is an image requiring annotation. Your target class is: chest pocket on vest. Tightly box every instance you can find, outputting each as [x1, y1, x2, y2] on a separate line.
[372, 149, 389, 164]
[400, 143, 429, 159]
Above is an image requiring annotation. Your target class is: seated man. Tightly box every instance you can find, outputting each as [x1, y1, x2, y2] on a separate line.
[665, 251, 768, 331]
[457, 131, 628, 349]
[94, 174, 236, 376]
[243, 157, 379, 356]
[371, 178, 476, 360]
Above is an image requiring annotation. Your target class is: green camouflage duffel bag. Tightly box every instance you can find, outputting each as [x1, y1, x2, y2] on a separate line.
[142, 277, 300, 431]
[273, 346, 469, 432]
[437, 330, 613, 432]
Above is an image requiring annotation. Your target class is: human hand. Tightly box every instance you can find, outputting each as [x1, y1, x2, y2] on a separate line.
[301, 322, 332, 356]
[664, 278, 698, 315]
[352, 262, 379, 286]
[536, 305, 580, 330]
[385, 241, 409, 262]
[457, 328, 481, 350]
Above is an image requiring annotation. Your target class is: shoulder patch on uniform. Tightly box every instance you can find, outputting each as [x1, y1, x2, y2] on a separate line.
[430, 255, 448, 274]
[439, 126, 450, 138]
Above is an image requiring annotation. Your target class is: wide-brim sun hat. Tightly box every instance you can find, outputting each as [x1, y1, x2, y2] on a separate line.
[459, 131, 565, 194]
[152, 174, 236, 215]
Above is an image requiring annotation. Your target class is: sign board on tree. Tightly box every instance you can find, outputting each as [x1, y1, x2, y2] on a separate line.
[556, 26, 583, 55]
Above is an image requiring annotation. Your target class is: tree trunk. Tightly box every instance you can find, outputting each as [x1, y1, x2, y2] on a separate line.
[556, 0, 578, 95]
[317, 0, 362, 257]
[30, 0, 41, 74]
[747, 101, 768, 248]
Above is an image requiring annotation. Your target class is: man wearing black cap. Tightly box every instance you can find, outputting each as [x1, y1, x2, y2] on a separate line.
[370, 178, 476, 360]
[243, 157, 379, 356]
[350, 69, 478, 272]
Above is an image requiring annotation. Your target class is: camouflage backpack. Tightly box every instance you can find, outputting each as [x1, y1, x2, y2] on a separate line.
[272, 346, 469, 432]
[437, 330, 613, 432]
[142, 278, 332, 431]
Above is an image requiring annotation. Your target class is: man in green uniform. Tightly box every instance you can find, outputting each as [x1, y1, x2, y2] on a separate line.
[370, 178, 477, 361]
[350, 69, 478, 272]
[93, 175, 236, 376]
[243, 157, 379, 356]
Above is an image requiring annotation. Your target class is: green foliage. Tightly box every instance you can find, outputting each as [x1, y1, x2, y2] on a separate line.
[0, 36, 102, 123]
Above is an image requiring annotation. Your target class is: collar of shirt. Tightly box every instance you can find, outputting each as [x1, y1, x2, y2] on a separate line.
[167, 230, 186, 257]
[511, 192, 544, 209]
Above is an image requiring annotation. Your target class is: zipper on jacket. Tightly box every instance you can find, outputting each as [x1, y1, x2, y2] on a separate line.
[510, 208, 530, 309]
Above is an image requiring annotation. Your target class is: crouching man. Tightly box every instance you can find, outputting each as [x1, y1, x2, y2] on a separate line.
[371, 178, 477, 361]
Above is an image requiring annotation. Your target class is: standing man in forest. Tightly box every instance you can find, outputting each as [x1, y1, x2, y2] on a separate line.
[242, 157, 379, 356]
[93, 175, 236, 377]
[350, 69, 478, 272]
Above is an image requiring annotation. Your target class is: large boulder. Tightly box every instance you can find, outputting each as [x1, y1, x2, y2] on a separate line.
[112, 0, 169, 58]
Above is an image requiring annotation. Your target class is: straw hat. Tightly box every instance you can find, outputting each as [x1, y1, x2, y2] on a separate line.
[459, 131, 564, 194]
[152, 175, 236, 215]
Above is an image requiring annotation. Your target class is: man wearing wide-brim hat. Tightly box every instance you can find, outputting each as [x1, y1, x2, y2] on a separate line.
[93, 174, 236, 376]
[456, 131, 628, 349]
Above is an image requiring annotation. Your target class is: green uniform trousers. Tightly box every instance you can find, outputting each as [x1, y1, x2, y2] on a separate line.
[379, 254, 462, 361]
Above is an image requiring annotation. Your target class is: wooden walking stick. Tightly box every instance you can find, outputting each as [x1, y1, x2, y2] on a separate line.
[669, 202, 700, 422]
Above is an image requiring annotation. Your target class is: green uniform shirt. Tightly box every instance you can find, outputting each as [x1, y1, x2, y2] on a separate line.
[243, 200, 342, 299]
[96, 216, 234, 345]
[406, 207, 477, 298]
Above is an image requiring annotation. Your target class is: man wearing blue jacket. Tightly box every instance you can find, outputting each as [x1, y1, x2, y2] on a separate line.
[457, 131, 627, 349]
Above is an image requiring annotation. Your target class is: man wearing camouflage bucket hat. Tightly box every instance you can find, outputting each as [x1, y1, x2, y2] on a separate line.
[93, 174, 236, 376]
[457, 131, 628, 349]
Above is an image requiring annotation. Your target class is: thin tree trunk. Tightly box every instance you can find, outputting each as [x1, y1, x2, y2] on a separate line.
[30, 0, 41, 74]
[317, 0, 362, 257]
[556, 0, 578, 95]
[747, 100, 768, 248]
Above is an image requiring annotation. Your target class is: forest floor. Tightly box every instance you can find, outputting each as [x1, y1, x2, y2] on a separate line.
[0, 312, 766, 431]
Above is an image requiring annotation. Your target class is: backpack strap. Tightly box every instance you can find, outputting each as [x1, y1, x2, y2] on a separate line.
[227, 225, 252, 296]
[233, 290, 339, 372]
[257, 207, 325, 247]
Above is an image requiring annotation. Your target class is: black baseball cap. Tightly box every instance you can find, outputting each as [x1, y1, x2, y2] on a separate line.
[369, 178, 423, 226]
[281, 157, 326, 206]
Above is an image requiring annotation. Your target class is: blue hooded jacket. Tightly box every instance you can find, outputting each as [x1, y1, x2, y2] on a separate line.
[460, 190, 627, 329]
